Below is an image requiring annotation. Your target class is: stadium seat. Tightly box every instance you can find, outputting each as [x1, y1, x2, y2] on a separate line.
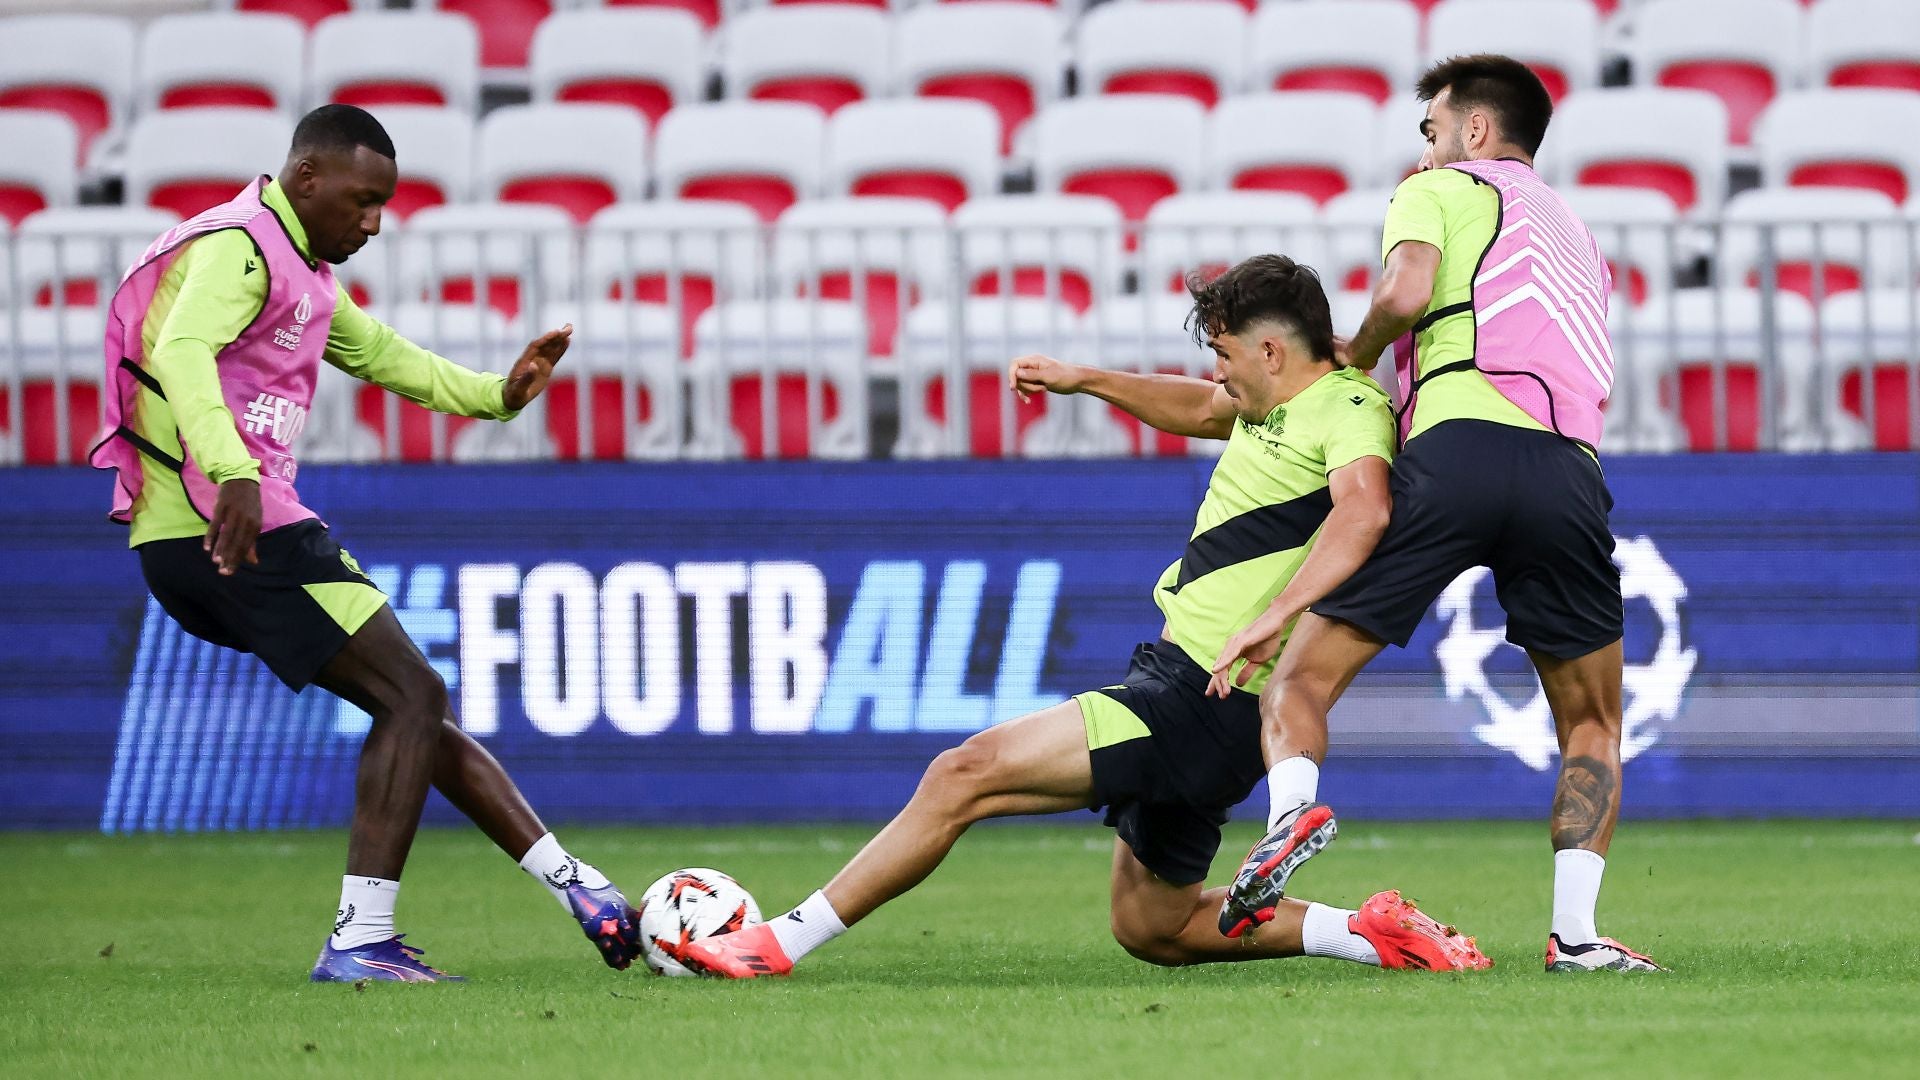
[722, 6, 890, 116]
[477, 104, 648, 224]
[1317, 187, 1393, 292]
[587, 0, 721, 32]
[424, 0, 556, 75]
[774, 197, 951, 358]
[529, 8, 706, 129]
[366, 302, 537, 462]
[897, 297, 1085, 458]
[1083, 293, 1218, 456]
[138, 13, 304, 118]
[1755, 90, 1920, 204]
[584, 200, 765, 355]
[1632, 0, 1804, 146]
[1208, 93, 1378, 206]
[1545, 88, 1730, 213]
[893, 3, 1066, 155]
[1425, 0, 1600, 105]
[1, 306, 107, 465]
[1075, 1, 1248, 110]
[1029, 96, 1205, 225]
[124, 109, 290, 220]
[1720, 187, 1908, 302]
[1621, 288, 1822, 451]
[1248, 0, 1419, 106]
[654, 102, 827, 223]
[1373, 96, 1431, 188]
[224, 1, 366, 30]
[310, 11, 480, 113]
[1139, 192, 1325, 294]
[397, 203, 577, 321]
[304, 360, 385, 464]
[1818, 289, 1920, 450]
[0, 15, 135, 163]
[12, 206, 178, 310]
[534, 300, 683, 460]
[362, 106, 475, 221]
[825, 99, 1001, 213]
[1561, 185, 1682, 303]
[952, 195, 1126, 313]
[1808, 0, 1920, 92]
[690, 299, 869, 460]
[0, 111, 78, 226]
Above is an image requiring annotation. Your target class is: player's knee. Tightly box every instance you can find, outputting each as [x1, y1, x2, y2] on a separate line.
[1109, 918, 1186, 967]
[918, 739, 1002, 818]
[374, 662, 449, 729]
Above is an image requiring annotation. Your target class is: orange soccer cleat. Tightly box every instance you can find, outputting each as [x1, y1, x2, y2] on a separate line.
[1349, 890, 1494, 972]
[677, 922, 795, 979]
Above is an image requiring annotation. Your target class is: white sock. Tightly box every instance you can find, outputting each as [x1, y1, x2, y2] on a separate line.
[1301, 902, 1380, 966]
[766, 890, 847, 964]
[1552, 848, 1606, 944]
[1266, 757, 1320, 829]
[330, 876, 399, 950]
[518, 832, 612, 913]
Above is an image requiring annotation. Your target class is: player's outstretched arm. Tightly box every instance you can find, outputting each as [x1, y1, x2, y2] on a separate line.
[324, 284, 569, 419]
[1206, 454, 1392, 697]
[1008, 354, 1236, 439]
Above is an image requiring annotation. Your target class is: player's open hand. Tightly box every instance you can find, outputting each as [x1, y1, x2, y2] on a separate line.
[204, 477, 261, 577]
[503, 324, 572, 412]
[1206, 605, 1299, 698]
[1008, 354, 1085, 403]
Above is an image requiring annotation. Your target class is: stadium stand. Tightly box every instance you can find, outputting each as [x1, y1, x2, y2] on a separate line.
[138, 12, 304, 117]
[1561, 184, 1683, 304]
[362, 105, 476, 220]
[1754, 89, 1920, 204]
[1545, 87, 1731, 213]
[309, 10, 479, 112]
[1075, 0, 1247, 110]
[582, 198, 764, 354]
[1630, 0, 1803, 147]
[824, 98, 1001, 213]
[1425, 0, 1600, 104]
[898, 297, 1086, 459]
[528, 7, 706, 129]
[0, 110, 78, 225]
[1139, 191, 1325, 295]
[892, 2, 1065, 155]
[1808, 0, 1920, 92]
[772, 196, 951, 358]
[1248, 0, 1420, 105]
[2, 305, 105, 465]
[396, 201, 576, 320]
[1317, 187, 1393, 292]
[952, 194, 1125, 314]
[536, 299, 683, 460]
[691, 298, 870, 460]
[1209, 92, 1379, 205]
[425, 0, 556, 76]
[722, 5, 891, 116]
[123, 108, 289, 218]
[476, 103, 649, 223]
[0, 14, 135, 162]
[653, 101, 827, 222]
[1819, 289, 1920, 451]
[1028, 94, 1205, 225]
[222, 1, 368, 30]
[1624, 288, 1822, 452]
[11, 205, 178, 309]
[1719, 187, 1909, 301]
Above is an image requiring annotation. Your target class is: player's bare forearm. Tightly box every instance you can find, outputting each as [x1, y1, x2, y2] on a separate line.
[1273, 497, 1390, 621]
[1075, 367, 1235, 439]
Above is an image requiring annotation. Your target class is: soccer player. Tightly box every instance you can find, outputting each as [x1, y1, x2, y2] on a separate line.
[1207, 57, 1663, 973]
[89, 105, 643, 982]
[679, 256, 1491, 978]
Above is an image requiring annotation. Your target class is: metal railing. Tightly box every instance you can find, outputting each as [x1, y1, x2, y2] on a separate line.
[4, 209, 1917, 466]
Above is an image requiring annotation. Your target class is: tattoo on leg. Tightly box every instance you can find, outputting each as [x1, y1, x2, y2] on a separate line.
[1551, 754, 1617, 850]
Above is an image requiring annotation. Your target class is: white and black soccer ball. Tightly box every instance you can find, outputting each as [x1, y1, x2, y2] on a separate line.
[637, 867, 762, 977]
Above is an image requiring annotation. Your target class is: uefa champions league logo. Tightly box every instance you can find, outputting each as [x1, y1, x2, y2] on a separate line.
[1434, 536, 1697, 771]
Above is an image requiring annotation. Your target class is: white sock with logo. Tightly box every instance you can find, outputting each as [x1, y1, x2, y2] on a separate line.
[1301, 902, 1381, 966]
[767, 890, 848, 963]
[1266, 757, 1321, 830]
[1552, 848, 1606, 944]
[519, 833, 612, 913]
[330, 876, 399, 950]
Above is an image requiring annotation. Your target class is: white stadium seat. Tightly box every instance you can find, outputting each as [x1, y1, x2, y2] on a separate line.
[1028, 95, 1206, 224]
[689, 299, 870, 460]
[1616, 288, 1821, 451]
[1630, 0, 1804, 147]
[0, 111, 78, 226]
[12, 206, 179, 310]
[721, 6, 891, 116]
[123, 109, 290, 220]
[138, 12, 305, 119]
[1248, 0, 1420, 106]
[1754, 89, 1920, 205]
[952, 194, 1127, 313]
[583, 199, 765, 353]
[1544, 88, 1731, 214]
[2, 306, 108, 465]
[531, 299, 685, 461]
[897, 297, 1086, 459]
[397, 202, 578, 320]
[0, 14, 136, 162]
[476, 103, 649, 224]
[1075, 1, 1248, 110]
[1719, 187, 1909, 301]
[1208, 93, 1379, 206]
[529, 8, 707, 129]
[773, 197, 952, 357]
[309, 11, 480, 114]
[825, 98, 1002, 213]
[892, 3, 1066, 154]
[1426, 0, 1601, 104]
[362, 106, 476, 221]
[1318, 186, 1394, 292]
[1818, 288, 1920, 451]
[1807, 0, 1920, 92]
[1139, 192, 1326, 295]
[654, 101, 827, 222]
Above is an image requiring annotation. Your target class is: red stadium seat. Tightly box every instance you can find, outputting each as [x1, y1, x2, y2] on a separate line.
[0, 15, 135, 162]
[776, 198, 950, 358]
[235, 0, 351, 29]
[0, 112, 77, 227]
[478, 104, 648, 224]
[1809, 0, 1920, 91]
[140, 13, 304, 118]
[125, 110, 288, 220]
[1251, 1, 1418, 108]
[897, 298, 1081, 458]
[602, 0, 720, 32]
[1634, 0, 1803, 146]
[1077, 1, 1248, 111]
[1562, 185, 1682, 304]
[1209, 93, 1376, 207]
[655, 102, 826, 224]
[1084, 295, 1220, 457]
[533, 9, 705, 130]
[434, 0, 553, 72]
[1722, 188, 1906, 302]
[1629, 290, 1820, 452]
[361, 106, 475, 221]
[724, 7, 889, 117]
[312, 12, 479, 114]
[693, 301, 869, 460]
[1549, 88, 1730, 213]
[827, 99, 1000, 215]
[1821, 290, 1920, 451]
[953, 195, 1124, 314]
[896, 5, 1063, 157]
[585, 200, 762, 357]
[399, 204, 576, 322]
[1426, 0, 1600, 106]
[1032, 96, 1205, 226]
[4, 308, 106, 465]
[1756, 91, 1920, 204]
[536, 302, 680, 460]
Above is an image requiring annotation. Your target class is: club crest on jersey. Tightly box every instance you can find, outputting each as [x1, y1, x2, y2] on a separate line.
[273, 291, 314, 351]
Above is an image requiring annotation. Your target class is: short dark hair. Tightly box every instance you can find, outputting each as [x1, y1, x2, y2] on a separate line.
[1416, 54, 1553, 157]
[1185, 254, 1336, 361]
[290, 104, 395, 161]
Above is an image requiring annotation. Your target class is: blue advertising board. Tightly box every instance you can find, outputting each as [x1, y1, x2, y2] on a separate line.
[1, 454, 1916, 831]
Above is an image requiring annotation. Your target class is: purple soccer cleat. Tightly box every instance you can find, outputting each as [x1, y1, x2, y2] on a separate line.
[566, 881, 644, 971]
[310, 935, 464, 983]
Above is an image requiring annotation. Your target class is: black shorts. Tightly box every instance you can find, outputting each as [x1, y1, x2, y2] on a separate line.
[137, 520, 389, 690]
[1314, 419, 1623, 660]
[1075, 640, 1266, 887]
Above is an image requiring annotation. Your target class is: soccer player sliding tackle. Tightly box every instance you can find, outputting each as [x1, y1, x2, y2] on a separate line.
[1207, 56, 1663, 973]
[681, 256, 1491, 979]
[91, 106, 643, 982]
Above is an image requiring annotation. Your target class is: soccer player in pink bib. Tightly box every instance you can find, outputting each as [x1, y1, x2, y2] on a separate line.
[91, 105, 642, 982]
[1208, 56, 1664, 973]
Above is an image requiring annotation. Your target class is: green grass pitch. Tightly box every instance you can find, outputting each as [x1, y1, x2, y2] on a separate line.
[4, 820, 1917, 1078]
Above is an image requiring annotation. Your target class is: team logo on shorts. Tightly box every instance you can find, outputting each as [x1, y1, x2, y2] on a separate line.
[1433, 536, 1696, 771]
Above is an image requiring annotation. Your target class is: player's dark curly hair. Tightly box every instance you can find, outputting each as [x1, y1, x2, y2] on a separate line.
[290, 104, 396, 161]
[1184, 254, 1336, 362]
[1417, 54, 1553, 157]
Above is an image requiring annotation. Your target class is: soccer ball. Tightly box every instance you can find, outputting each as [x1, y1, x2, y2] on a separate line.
[637, 867, 762, 977]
